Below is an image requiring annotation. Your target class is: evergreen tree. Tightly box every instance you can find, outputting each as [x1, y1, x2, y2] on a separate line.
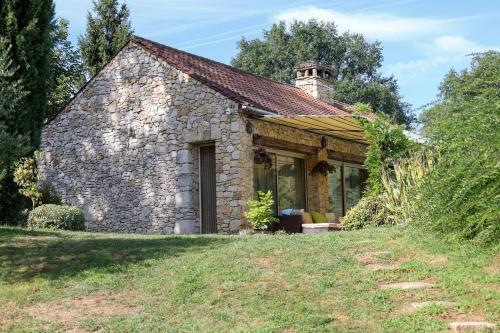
[0, 38, 30, 222]
[232, 20, 414, 126]
[0, 0, 55, 147]
[78, 0, 133, 76]
[49, 18, 85, 117]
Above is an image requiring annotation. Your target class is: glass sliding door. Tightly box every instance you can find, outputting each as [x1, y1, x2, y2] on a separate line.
[276, 155, 306, 212]
[344, 166, 362, 211]
[327, 164, 343, 218]
[253, 153, 277, 214]
[252, 150, 306, 214]
[327, 162, 367, 216]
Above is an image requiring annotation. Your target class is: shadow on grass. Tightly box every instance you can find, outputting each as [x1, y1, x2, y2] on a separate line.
[0, 227, 63, 241]
[0, 227, 233, 283]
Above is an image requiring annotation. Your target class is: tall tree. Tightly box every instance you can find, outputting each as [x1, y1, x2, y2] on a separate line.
[232, 20, 414, 126]
[0, 38, 30, 221]
[0, 0, 55, 147]
[78, 0, 133, 76]
[49, 18, 85, 117]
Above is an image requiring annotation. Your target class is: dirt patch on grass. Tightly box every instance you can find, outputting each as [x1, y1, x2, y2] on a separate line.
[355, 253, 378, 264]
[0, 301, 21, 326]
[26, 291, 137, 324]
[484, 255, 499, 276]
[367, 263, 402, 271]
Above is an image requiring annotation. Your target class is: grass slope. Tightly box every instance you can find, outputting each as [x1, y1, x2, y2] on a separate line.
[0, 226, 498, 332]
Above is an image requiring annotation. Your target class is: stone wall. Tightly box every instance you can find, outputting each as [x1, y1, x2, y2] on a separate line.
[39, 41, 252, 234]
[294, 76, 335, 104]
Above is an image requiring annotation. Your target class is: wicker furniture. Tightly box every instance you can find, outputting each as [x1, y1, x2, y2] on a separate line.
[270, 215, 303, 233]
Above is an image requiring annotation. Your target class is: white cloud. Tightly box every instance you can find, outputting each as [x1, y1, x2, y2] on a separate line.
[387, 35, 500, 81]
[422, 35, 499, 55]
[274, 6, 472, 41]
[386, 56, 460, 80]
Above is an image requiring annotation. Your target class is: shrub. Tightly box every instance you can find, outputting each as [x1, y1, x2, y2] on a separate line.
[28, 204, 85, 231]
[362, 113, 417, 196]
[380, 152, 432, 225]
[415, 52, 500, 244]
[244, 190, 278, 231]
[39, 182, 62, 205]
[13, 153, 43, 208]
[341, 195, 389, 230]
[13, 152, 61, 208]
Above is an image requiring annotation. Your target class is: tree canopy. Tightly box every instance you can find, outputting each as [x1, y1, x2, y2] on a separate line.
[232, 20, 413, 126]
[78, 0, 133, 77]
[49, 18, 85, 117]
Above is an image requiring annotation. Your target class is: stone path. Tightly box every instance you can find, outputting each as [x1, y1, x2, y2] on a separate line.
[449, 322, 497, 332]
[355, 250, 395, 266]
[356, 244, 496, 330]
[380, 281, 435, 290]
[411, 301, 455, 309]
[354, 240, 373, 244]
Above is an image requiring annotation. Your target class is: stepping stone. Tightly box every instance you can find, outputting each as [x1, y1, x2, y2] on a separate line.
[380, 281, 435, 290]
[411, 301, 455, 309]
[449, 322, 497, 332]
[367, 263, 401, 271]
[354, 240, 373, 244]
[370, 251, 391, 256]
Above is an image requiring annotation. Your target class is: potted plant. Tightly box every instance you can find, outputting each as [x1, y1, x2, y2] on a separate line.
[253, 148, 273, 169]
[310, 160, 335, 176]
[243, 190, 278, 233]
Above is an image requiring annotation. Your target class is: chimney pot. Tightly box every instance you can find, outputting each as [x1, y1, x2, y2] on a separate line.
[293, 61, 334, 104]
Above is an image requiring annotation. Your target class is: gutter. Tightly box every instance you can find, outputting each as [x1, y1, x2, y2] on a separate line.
[240, 104, 278, 117]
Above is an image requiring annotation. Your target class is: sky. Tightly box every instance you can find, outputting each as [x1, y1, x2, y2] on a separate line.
[55, 0, 500, 114]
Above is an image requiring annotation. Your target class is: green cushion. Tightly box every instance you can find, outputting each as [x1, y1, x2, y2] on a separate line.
[302, 212, 313, 224]
[311, 211, 327, 223]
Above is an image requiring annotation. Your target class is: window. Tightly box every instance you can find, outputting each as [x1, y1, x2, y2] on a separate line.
[344, 166, 363, 211]
[327, 162, 367, 216]
[327, 162, 343, 218]
[253, 151, 306, 214]
[253, 154, 277, 213]
[277, 155, 306, 212]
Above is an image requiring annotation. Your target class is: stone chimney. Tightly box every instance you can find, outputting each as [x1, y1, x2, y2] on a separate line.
[294, 61, 334, 104]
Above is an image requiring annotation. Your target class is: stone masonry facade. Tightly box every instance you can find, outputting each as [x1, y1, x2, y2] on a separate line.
[39, 42, 253, 234]
[39, 39, 367, 234]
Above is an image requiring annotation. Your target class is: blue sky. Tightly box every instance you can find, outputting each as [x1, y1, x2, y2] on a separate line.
[55, 0, 500, 113]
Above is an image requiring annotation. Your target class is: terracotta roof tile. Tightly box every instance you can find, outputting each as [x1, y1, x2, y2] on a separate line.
[133, 36, 356, 118]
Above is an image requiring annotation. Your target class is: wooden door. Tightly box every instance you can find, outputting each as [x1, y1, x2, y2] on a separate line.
[199, 145, 217, 233]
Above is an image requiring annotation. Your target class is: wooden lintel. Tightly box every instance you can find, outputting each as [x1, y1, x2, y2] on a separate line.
[253, 134, 317, 155]
[327, 150, 365, 165]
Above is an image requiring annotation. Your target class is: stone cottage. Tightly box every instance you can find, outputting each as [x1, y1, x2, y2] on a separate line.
[39, 36, 372, 234]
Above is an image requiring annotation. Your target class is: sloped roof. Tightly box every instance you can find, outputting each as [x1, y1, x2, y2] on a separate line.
[133, 36, 357, 118]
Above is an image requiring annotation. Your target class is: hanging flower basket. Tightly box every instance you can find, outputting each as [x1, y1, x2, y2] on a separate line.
[254, 148, 273, 169]
[310, 160, 335, 176]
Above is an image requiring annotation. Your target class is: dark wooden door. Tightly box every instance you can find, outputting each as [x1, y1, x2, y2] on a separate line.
[199, 145, 217, 233]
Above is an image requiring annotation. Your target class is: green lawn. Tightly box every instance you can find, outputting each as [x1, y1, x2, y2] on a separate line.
[0, 226, 498, 332]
